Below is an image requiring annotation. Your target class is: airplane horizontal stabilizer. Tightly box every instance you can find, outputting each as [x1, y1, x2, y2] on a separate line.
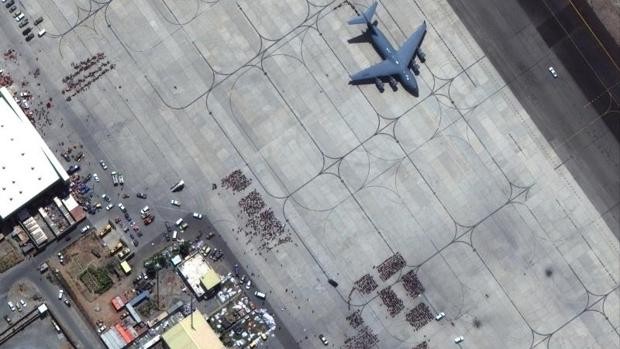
[348, 2, 378, 25]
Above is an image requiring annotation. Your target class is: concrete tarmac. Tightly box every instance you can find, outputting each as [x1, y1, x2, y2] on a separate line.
[447, 0, 620, 236]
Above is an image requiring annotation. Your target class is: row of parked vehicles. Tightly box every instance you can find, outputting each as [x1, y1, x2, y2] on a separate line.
[3, 0, 45, 41]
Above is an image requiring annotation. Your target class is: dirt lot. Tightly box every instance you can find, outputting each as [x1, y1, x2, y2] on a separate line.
[0, 239, 25, 273]
[48, 232, 135, 328]
[49, 234, 187, 329]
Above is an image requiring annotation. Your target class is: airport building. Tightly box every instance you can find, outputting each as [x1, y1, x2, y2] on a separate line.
[177, 252, 221, 298]
[0, 87, 69, 221]
[162, 310, 225, 349]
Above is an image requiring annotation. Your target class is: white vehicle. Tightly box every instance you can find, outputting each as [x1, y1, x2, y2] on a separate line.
[15, 13, 24, 22]
[111, 171, 119, 186]
[99, 160, 108, 170]
[81, 225, 91, 234]
[245, 280, 252, 290]
[19, 299, 26, 307]
[548, 66, 558, 78]
[37, 29, 46, 37]
[175, 218, 184, 227]
[454, 336, 464, 344]
[435, 312, 445, 321]
[254, 291, 266, 300]
[58, 289, 64, 300]
[140, 206, 150, 218]
[105, 203, 114, 211]
[172, 230, 178, 241]
[93, 173, 100, 182]
[192, 212, 203, 220]
[319, 334, 329, 346]
[101, 193, 110, 202]
[118, 203, 126, 212]
[7, 301, 15, 312]
[170, 199, 181, 207]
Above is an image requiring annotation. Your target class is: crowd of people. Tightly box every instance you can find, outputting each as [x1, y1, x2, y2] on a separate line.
[61, 53, 115, 100]
[402, 270, 425, 298]
[222, 169, 252, 193]
[346, 310, 364, 329]
[354, 274, 378, 295]
[238, 190, 265, 216]
[406, 303, 433, 330]
[244, 208, 291, 251]
[379, 287, 404, 317]
[377, 252, 406, 281]
[413, 341, 429, 349]
[343, 326, 379, 349]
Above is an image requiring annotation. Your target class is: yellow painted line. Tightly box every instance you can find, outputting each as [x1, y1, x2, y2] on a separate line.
[567, 0, 620, 72]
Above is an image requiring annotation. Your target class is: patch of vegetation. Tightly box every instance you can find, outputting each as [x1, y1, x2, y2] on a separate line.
[79, 267, 113, 294]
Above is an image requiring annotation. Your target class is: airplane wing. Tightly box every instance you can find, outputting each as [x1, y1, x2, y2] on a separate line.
[396, 21, 427, 64]
[350, 59, 401, 81]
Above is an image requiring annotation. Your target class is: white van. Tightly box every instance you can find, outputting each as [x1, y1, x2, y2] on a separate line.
[175, 218, 183, 227]
[37, 29, 46, 37]
[254, 291, 266, 300]
[172, 230, 178, 241]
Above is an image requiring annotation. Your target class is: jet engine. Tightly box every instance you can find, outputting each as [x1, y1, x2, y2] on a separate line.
[374, 78, 385, 93]
[388, 76, 398, 91]
[410, 62, 420, 75]
[417, 49, 426, 63]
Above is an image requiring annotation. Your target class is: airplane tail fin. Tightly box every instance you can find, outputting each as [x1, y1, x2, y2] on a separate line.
[348, 2, 378, 25]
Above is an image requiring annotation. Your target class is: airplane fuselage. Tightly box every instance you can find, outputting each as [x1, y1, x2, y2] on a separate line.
[368, 24, 418, 95]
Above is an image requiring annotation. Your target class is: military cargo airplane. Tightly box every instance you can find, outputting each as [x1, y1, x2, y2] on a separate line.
[348, 2, 427, 96]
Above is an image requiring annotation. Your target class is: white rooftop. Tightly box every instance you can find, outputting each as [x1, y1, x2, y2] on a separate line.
[0, 87, 68, 220]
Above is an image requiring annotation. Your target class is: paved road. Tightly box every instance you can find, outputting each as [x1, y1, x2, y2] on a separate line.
[0, 221, 102, 348]
[447, 0, 620, 236]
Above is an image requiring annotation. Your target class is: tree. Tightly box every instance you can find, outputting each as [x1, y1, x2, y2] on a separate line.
[179, 241, 191, 258]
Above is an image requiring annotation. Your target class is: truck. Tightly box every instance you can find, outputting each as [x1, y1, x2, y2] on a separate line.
[111, 171, 119, 186]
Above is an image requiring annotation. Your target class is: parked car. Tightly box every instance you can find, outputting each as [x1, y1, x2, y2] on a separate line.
[8, 6, 15, 13]
[105, 204, 114, 211]
[118, 174, 124, 185]
[63, 298, 70, 306]
[245, 280, 252, 290]
[435, 312, 445, 321]
[165, 221, 172, 233]
[5, 0, 14, 8]
[192, 212, 203, 220]
[58, 289, 64, 300]
[548, 66, 558, 78]
[140, 206, 150, 218]
[33, 16, 43, 25]
[132, 239, 139, 247]
[170, 199, 180, 207]
[136, 192, 147, 199]
[319, 334, 329, 346]
[80, 225, 91, 234]
[93, 173, 99, 182]
[7, 301, 15, 312]
[118, 203, 126, 212]
[18, 20, 28, 28]
[66, 164, 80, 175]
[454, 336, 464, 344]
[3, 315, 10, 323]
[19, 299, 26, 308]
[101, 193, 110, 202]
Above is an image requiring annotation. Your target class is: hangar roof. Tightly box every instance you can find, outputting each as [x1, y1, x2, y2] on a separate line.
[0, 87, 68, 220]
